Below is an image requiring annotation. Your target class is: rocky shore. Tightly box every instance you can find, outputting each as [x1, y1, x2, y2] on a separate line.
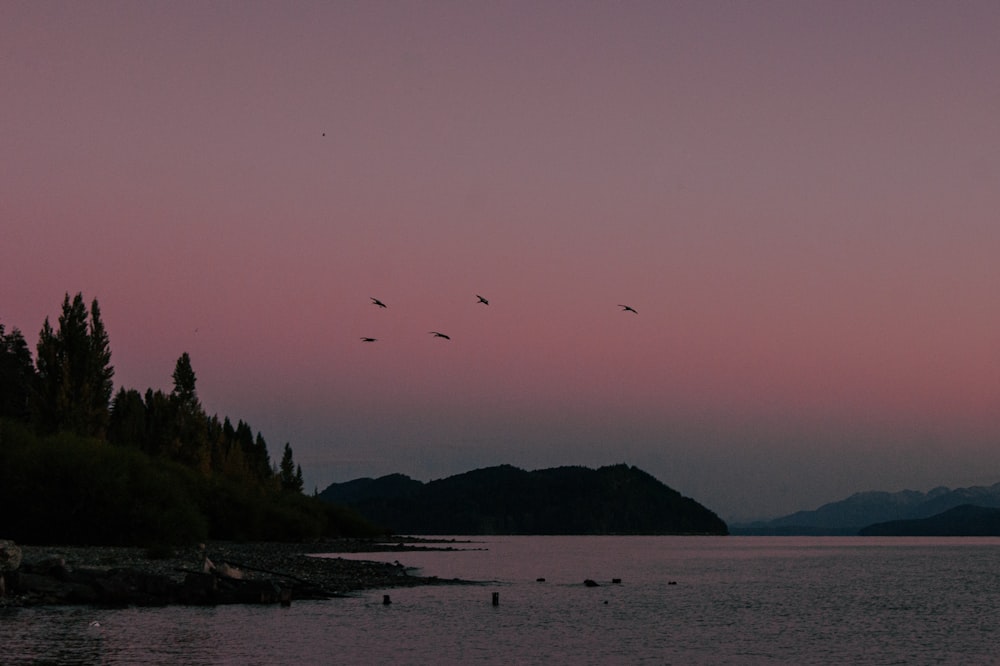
[0, 538, 476, 608]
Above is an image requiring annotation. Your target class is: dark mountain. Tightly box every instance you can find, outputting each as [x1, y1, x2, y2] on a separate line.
[318, 463, 728, 535]
[318, 473, 423, 504]
[859, 504, 1000, 536]
[731, 483, 1000, 535]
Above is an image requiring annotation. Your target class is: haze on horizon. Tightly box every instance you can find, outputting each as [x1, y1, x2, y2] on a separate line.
[3, 2, 999, 522]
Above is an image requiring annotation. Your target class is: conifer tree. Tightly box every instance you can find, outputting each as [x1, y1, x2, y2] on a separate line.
[33, 318, 60, 428]
[279, 442, 304, 493]
[143, 388, 173, 456]
[88, 299, 114, 434]
[33, 293, 115, 437]
[107, 388, 147, 449]
[170, 352, 198, 410]
[168, 352, 209, 473]
[233, 419, 255, 474]
[0, 323, 35, 423]
[253, 432, 273, 482]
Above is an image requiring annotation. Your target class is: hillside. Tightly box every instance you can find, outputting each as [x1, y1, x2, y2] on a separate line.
[318, 464, 728, 535]
[732, 483, 1000, 535]
[859, 505, 1000, 536]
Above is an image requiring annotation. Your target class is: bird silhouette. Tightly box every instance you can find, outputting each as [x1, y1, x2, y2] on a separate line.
[618, 304, 638, 314]
[476, 294, 489, 305]
[429, 331, 451, 340]
[371, 297, 387, 308]
[360, 337, 377, 342]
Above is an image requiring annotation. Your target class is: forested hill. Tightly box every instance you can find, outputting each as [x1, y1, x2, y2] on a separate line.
[318, 464, 729, 535]
[1, 292, 383, 546]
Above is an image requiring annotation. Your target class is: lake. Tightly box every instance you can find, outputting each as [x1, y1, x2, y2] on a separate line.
[3, 536, 999, 664]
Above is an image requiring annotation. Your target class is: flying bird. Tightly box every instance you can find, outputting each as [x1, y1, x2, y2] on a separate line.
[618, 304, 638, 314]
[429, 331, 451, 340]
[370, 297, 387, 308]
[476, 294, 489, 305]
[360, 337, 377, 342]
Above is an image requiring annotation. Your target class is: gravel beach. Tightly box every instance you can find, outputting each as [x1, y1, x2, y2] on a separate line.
[4, 538, 476, 607]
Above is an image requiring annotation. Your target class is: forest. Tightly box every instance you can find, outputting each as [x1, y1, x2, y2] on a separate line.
[0, 292, 383, 547]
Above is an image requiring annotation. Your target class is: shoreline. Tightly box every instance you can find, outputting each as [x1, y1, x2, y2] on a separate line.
[2, 538, 478, 608]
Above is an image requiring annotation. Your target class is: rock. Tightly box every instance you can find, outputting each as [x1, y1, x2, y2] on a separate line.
[0, 540, 22, 572]
[212, 561, 243, 580]
[94, 569, 176, 606]
[21, 554, 67, 575]
[217, 579, 282, 605]
[180, 572, 218, 605]
[64, 581, 101, 604]
[92, 575, 133, 605]
[584, 579, 599, 587]
[8, 540, 473, 607]
[8, 571, 69, 604]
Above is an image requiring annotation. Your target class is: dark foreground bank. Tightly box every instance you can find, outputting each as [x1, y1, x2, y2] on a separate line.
[0, 539, 475, 608]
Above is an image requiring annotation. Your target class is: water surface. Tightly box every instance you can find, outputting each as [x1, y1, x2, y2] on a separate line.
[4, 536, 998, 664]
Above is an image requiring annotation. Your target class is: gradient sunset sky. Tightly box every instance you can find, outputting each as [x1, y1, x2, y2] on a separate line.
[3, 2, 1000, 521]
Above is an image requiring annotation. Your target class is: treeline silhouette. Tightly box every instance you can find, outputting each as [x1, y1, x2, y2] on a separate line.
[0, 292, 382, 547]
[320, 464, 729, 535]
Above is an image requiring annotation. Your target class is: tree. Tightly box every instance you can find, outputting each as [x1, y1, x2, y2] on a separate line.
[34, 293, 115, 437]
[167, 352, 209, 473]
[88, 299, 114, 435]
[143, 388, 173, 457]
[279, 442, 304, 493]
[0, 323, 35, 422]
[170, 352, 198, 411]
[218, 418, 273, 485]
[33, 318, 60, 428]
[107, 388, 147, 450]
[253, 433, 273, 483]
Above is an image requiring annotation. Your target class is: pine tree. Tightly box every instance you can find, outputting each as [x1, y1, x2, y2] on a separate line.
[107, 388, 147, 449]
[87, 299, 114, 436]
[166, 352, 209, 473]
[0, 323, 36, 422]
[252, 432, 273, 483]
[52, 293, 90, 434]
[33, 293, 115, 437]
[170, 352, 198, 410]
[33, 318, 60, 428]
[144, 387, 182, 458]
[279, 442, 304, 493]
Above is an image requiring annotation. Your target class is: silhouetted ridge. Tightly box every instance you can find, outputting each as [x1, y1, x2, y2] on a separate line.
[319, 463, 728, 535]
[319, 473, 423, 504]
[731, 482, 1000, 535]
[859, 504, 1000, 536]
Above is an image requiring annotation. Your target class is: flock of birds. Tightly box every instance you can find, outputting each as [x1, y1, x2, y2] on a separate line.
[360, 296, 637, 342]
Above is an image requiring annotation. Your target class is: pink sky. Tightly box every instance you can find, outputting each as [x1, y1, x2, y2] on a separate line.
[3, 1, 1000, 520]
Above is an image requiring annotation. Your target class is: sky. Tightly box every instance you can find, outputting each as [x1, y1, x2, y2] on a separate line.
[3, 1, 1000, 522]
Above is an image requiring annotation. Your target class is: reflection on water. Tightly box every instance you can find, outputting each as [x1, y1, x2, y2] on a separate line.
[2, 606, 104, 666]
[4, 537, 1000, 665]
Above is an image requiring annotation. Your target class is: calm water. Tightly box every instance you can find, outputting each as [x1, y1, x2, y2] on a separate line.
[3, 536, 1000, 665]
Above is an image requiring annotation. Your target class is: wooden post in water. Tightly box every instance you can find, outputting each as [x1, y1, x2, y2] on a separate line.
[383, 594, 391, 605]
[492, 592, 499, 606]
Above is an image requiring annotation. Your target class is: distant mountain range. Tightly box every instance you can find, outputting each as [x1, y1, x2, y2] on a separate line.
[859, 505, 1000, 537]
[732, 482, 1000, 535]
[318, 464, 728, 535]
